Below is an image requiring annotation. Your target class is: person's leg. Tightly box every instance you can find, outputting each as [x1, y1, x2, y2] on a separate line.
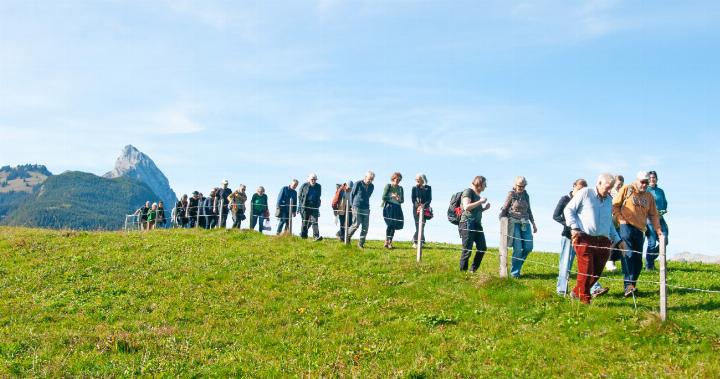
[589, 239, 611, 292]
[337, 214, 345, 239]
[413, 213, 419, 244]
[619, 224, 634, 291]
[311, 213, 320, 239]
[630, 227, 645, 287]
[359, 211, 370, 246]
[571, 235, 591, 303]
[300, 213, 309, 238]
[347, 207, 360, 239]
[521, 224, 534, 260]
[459, 221, 472, 271]
[557, 236, 575, 294]
[258, 216, 264, 232]
[471, 226, 487, 272]
[510, 223, 524, 277]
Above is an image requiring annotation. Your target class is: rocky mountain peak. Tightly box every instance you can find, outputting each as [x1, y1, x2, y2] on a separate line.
[104, 145, 177, 207]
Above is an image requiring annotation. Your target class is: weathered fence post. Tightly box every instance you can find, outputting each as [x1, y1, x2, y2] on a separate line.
[416, 209, 424, 262]
[499, 217, 509, 278]
[659, 235, 668, 321]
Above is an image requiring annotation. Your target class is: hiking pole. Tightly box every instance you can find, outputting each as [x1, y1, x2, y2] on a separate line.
[659, 235, 667, 321]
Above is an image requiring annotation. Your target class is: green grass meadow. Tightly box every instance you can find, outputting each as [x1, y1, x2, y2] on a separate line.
[1, 227, 719, 377]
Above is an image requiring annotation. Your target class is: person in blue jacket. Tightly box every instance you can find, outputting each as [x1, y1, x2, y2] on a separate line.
[645, 170, 669, 270]
[276, 179, 299, 235]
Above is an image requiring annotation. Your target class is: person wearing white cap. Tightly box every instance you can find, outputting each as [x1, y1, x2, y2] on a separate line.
[217, 179, 232, 228]
[612, 171, 663, 297]
[500, 176, 538, 278]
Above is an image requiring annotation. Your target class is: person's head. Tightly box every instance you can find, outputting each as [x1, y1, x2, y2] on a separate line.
[471, 175, 487, 194]
[290, 179, 299, 190]
[364, 171, 375, 184]
[390, 172, 401, 185]
[151, 202, 158, 210]
[514, 176, 527, 192]
[222, 179, 229, 188]
[158, 201, 164, 208]
[415, 173, 427, 187]
[308, 173, 318, 186]
[182, 194, 188, 201]
[210, 188, 217, 196]
[344, 180, 353, 192]
[572, 178, 588, 195]
[634, 171, 650, 193]
[256, 186, 265, 195]
[596, 173, 616, 197]
[648, 170, 658, 187]
[614, 175, 624, 190]
[239, 184, 246, 193]
[145, 201, 150, 207]
[192, 191, 199, 198]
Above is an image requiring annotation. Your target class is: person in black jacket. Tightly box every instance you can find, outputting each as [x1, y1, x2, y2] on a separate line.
[554, 179, 606, 297]
[175, 194, 189, 228]
[411, 173, 432, 248]
[187, 191, 200, 228]
[298, 173, 322, 241]
[217, 180, 232, 228]
[157, 201, 167, 228]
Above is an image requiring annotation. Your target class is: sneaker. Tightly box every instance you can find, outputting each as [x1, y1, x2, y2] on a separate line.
[624, 285, 637, 298]
[388, 242, 394, 249]
[412, 243, 417, 249]
[591, 287, 610, 298]
[358, 243, 365, 249]
[605, 261, 617, 271]
[313, 236, 323, 242]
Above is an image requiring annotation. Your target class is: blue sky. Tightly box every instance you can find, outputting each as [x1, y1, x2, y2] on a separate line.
[1, 0, 718, 256]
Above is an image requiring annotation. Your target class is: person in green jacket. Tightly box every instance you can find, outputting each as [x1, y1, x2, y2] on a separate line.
[382, 172, 404, 249]
[250, 186, 269, 233]
[146, 202, 158, 230]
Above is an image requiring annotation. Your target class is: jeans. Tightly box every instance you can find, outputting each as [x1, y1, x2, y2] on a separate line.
[413, 212, 426, 244]
[300, 212, 320, 239]
[231, 210, 244, 229]
[645, 217, 669, 269]
[619, 224, 645, 289]
[276, 212, 293, 234]
[250, 212, 265, 232]
[459, 221, 486, 271]
[510, 222, 533, 277]
[572, 234, 611, 303]
[347, 207, 370, 245]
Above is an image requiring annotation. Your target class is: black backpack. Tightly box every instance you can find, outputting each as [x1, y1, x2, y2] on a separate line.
[447, 191, 464, 225]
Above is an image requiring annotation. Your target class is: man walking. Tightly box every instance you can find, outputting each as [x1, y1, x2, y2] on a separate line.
[347, 171, 375, 248]
[276, 179, 299, 235]
[217, 180, 232, 228]
[613, 171, 663, 297]
[564, 173, 626, 304]
[298, 173, 323, 241]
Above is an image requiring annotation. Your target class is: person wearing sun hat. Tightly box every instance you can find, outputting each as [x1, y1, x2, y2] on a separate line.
[612, 171, 663, 297]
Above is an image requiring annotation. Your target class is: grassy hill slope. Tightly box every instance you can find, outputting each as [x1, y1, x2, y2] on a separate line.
[1, 228, 718, 377]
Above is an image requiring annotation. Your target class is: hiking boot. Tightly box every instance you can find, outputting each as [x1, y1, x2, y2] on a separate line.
[624, 285, 637, 298]
[313, 236, 323, 242]
[591, 287, 610, 298]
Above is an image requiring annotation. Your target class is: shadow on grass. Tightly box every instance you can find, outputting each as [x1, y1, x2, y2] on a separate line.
[668, 300, 720, 312]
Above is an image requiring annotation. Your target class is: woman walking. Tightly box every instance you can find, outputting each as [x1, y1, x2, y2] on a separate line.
[227, 185, 247, 229]
[500, 176, 537, 278]
[411, 173, 432, 248]
[250, 186, 268, 233]
[382, 172, 404, 249]
[459, 176, 491, 272]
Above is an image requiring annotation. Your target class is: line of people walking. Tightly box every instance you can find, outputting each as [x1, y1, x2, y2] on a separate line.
[131, 169, 669, 304]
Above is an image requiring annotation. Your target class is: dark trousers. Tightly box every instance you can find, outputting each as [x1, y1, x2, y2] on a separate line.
[645, 217, 669, 269]
[459, 221, 486, 272]
[572, 234, 611, 303]
[231, 210, 244, 229]
[413, 213, 426, 244]
[386, 226, 396, 241]
[619, 224, 645, 289]
[300, 212, 319, 239]
[277, 212, 292, 234]
[219, 212, 229, 228]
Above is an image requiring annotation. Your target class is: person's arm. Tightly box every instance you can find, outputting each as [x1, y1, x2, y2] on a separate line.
[398, 186, 404, 204]
[648, 196, 662, 235]
[411, 186, 418, 208]
[276, 188, 285, 208]
[526, 192, 537, 233]
[553, 197, 569, 225]
[462, 191, 487, 212]
[563, 191, 583, 238]
[381, 184, 392, 202]
[499, 192, 513, 218]
[426, 186, 432, 206]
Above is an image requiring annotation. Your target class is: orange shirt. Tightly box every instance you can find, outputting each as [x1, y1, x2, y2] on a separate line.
[612, 184, 661, 233]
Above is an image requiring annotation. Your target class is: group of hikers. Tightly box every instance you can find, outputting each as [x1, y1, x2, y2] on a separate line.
[132, 169, 668, 304]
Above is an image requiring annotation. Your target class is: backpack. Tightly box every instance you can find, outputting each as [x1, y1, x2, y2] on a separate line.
[331, 184, 343, 210]
[447, 191, 464, 225]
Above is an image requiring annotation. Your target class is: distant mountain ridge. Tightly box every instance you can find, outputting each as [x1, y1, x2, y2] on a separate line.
[0, 164, 53, 220]
[2, 171, 158, 230]
[104, 145, 177, 207]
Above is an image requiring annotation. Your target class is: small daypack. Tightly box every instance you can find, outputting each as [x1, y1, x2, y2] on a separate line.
[331, 184, 343, 210]
[447, 191, 464, 225]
